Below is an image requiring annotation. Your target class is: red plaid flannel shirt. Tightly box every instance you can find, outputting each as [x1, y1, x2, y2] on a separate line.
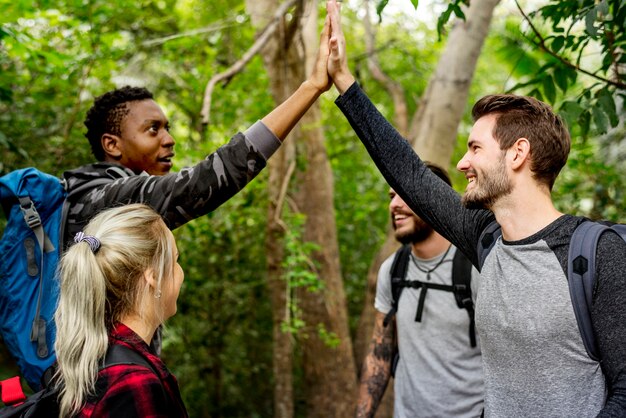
[77, 323, 188, 417]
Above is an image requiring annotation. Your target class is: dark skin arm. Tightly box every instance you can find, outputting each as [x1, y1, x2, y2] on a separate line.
[356, 311, 396, 418]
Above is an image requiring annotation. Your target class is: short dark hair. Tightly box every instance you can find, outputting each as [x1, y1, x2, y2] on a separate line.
[471, 94, 570, 190]
[425, 162, 452, 187]
[84, 86, 154, 161]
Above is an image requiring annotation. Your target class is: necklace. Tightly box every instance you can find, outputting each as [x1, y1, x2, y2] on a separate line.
[410, 244, 452, 281]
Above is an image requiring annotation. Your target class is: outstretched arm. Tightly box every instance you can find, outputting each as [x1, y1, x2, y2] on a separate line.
[356, 312, 395, 418]
[261, 14, 332, 140]
[325, 0, 492, 265]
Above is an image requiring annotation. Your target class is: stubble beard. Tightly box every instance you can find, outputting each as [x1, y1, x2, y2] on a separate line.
[461, 156, 513, 210]
[393, 216, 434, 245]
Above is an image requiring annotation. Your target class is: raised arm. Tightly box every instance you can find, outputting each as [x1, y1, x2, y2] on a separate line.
[262, 14, 332, 140]
[325, 0, 492, 265]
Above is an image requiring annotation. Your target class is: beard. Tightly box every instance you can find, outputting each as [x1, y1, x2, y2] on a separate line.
[392, 215, 434, 244]
[461, 155, 513, 210]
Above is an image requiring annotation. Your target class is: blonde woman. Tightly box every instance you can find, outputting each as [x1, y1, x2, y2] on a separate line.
[53, 204, 187, 417]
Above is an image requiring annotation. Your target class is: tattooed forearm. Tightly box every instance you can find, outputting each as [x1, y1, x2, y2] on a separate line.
[355, 314, 396, 418]
[372, 325, 395, 362]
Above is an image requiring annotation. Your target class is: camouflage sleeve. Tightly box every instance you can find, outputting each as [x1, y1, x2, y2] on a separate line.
[70, 122, 279, 233]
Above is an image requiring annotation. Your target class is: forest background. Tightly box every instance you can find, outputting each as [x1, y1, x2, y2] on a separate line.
[1, 0, 625, 417]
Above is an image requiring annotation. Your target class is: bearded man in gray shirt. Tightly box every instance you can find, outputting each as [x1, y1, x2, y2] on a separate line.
[356, 164, 483, 418]
[325, 1, 626, 416]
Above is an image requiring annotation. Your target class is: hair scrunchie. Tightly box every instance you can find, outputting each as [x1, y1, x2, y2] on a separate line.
[74, 231, 101, 254]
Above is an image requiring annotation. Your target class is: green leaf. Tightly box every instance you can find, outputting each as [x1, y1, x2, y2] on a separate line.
[560, 100, 584, 128]
[506, 78, 540, 93]
[529, 88, 544, 102]
[542, 76, 557, 103]
[551, 35, 565, 53]
[585, 7, 598, 37]
[579, 110, 591, 138]
[553, 66, 569, 92]
[596, 88, 619, 128]
[452, 4, 466, 20]
[376, 0, 389, 22]
[410, 0, 419, 9]
[591, 105, 608, 133]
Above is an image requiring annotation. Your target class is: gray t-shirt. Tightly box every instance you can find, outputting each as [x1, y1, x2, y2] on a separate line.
[376, 246, 484, 418]
[476, 218, 606, 417]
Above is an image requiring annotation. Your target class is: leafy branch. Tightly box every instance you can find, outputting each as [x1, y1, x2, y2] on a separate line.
[515, 0, 626, 90]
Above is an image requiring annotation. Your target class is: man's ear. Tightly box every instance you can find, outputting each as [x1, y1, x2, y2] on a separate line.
[509, 137, 531, 170]
[101, 133, 122, 161]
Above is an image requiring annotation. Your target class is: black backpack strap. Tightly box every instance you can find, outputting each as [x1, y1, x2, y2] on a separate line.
[451, 248, 476, 348]
[103, 344, 157, 375]
[60, 177, 120, 252]
[567, 220, 613, 362]
[383, 244, 412, 327]
[477, 220, 501, 270]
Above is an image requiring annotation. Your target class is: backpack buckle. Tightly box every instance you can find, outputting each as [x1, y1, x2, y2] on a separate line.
[19, 198, 42, 230]
[453, 283, 468, 293]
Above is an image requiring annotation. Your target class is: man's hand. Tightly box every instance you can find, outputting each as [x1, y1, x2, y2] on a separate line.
[327, 0, 355, 94]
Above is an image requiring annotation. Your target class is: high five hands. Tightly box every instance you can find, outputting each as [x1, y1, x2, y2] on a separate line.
[326, 0, 355, 94]
[309, 0, 356, 96]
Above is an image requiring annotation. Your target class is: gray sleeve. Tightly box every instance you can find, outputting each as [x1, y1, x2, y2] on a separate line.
[593, 232, 626, 416]
[375, 255, 395, 314]
[335, 83, 494, 268]
[244, 120, 281, 160]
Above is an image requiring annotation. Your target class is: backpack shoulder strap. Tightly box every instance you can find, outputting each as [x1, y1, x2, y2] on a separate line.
[452, 248, 476, 347]
[102, 344, 169, 408]
[610, 224, 626, 240]
[477, 220, 501, 270]
[103, 344, 157, 375]
[567, 220, 611, 362]
[383, 244, 412, 327]
[60, 175, 123, 251]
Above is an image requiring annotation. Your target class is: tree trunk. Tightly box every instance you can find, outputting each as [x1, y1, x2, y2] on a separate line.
[246, 1, 300, 417]
[248, 1, 357, 416]
[408, 0, 503, 165]
[354, 0, 502, 415]
[296, 3, 357, 417]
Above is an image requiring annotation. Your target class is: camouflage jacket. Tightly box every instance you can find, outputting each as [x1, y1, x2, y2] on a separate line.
[62, 121, 280, 247]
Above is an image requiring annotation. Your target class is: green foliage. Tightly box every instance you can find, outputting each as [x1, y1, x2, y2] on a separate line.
[506, 0, 626, 137]
[280, 212, 323, 335]
[317, 323, 341, 349]
[435, 0, 469, 40]
[554, 142, 625, 222]
[166, 180, 274, 417]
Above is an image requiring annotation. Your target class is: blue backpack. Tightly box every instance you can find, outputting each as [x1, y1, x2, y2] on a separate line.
[477, 220, 626, 362]
[0, 168, 109, 391]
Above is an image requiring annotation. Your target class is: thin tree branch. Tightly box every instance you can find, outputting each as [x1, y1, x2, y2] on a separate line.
[274, 160, 297, 231]
[363, 0, 409, 136]
[201, 0, 298, 125]
[515, 0, 626, 89]
[142, 19, 239, 47]
[351, 40, 400, 62]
